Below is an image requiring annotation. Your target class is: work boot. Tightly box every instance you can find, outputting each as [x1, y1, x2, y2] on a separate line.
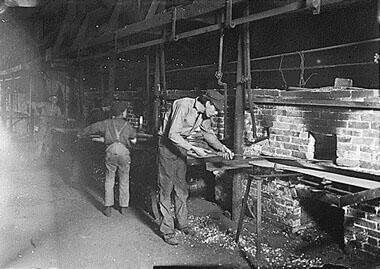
[163, 234, 179, 245]
[180, 227, 197, 237]
[103, 206, 112, 217]
[120, 207, 129, 215]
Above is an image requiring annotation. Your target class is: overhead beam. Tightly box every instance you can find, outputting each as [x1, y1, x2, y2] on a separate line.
[66, 0, 356, 62]
[53, 1, 77, 54]
[104, 0, 127, 33]
[62, 0, 245, 54]
[145, 0, 161, 19]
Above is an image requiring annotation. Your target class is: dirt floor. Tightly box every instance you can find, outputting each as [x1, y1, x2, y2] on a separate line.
[1, 139, 380, 269]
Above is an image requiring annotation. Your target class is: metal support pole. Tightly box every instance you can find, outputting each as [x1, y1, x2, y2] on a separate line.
[145, 53, 151, 132]
[108, 53, 116, 101]
[160, 44, 166, 96]
[29, 72, 33, 136]
[232, 32, 244, 221]
[256, 178, 262, 269]
[235, 176, 252, 243]
[153, 46, 161, 134]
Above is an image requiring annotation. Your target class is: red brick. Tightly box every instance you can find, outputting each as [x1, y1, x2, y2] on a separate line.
[291, 137, 309, 145]
[360, 146, 375, 153]
[360, 114, 378, 122]
[337, 129, 362, 136]
[359, 152, 372, 161]
[355, 219, 378, 230]
[348, 121, 370, 129]
[291, 151, 306, 159]
[362, 130, 380, 138]
[337, 136, 352, 143]
[368, 236, 379, 247]
[371, 122, 380, 130]
[329, 90, 352, 99]
[352, 137, 375, 146]
[363, 243, 380, 255]
[273, 122, 291, 130]
[284, 143, 300, 151]
[351, 90, 376, 99]
[275, 136, 291, 142]
[347, 114, 362, 121]
[338, 143, 358, 151]
[302, 111, 321, 118]
[276, 148, 292, 156]
[346, 207, 366, 218]
[368, 229, 380, 239]
[336, 158, 359, 167]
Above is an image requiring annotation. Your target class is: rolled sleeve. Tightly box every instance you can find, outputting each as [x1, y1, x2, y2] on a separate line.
[168, 102, 193, 151]
[200, 119, 224, 151]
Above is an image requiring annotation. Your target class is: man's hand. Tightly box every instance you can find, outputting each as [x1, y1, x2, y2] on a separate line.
[190, 146, 213, 158]
[221, 145, 234, 160]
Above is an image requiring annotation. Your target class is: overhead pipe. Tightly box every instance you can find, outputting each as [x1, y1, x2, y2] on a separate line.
[215, 18, 229, 141]
[242, 3, 269, 145]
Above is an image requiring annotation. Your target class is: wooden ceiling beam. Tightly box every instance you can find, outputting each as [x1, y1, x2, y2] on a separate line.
[52, 1, 77, 54]
[145, 0, 161, 19]
[61, 0, 245, 55]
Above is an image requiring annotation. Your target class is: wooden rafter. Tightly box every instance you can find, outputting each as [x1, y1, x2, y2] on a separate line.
[145, 0, 161, 19]
[53, 1, 76, 54]
[62, 0, 245, 55]
[104, 0, 127, 33]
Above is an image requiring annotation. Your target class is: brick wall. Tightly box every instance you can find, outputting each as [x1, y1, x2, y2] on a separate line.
[243, 87, 380, 172]
[344, 202, 380, 256]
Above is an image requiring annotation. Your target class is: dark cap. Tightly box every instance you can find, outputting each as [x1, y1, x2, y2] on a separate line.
[204, 90, 224, 111]
[110, 101, 127, 116]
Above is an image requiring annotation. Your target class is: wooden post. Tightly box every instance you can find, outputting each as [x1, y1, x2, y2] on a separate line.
[232, 32, 244, 221]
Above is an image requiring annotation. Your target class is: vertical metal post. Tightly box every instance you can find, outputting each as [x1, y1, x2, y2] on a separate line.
[235, 176, 252, 243]
[0, 78, 4, 127]
[145, 53, 151, 132]
[29, 72, 33, 135]
[160, 44, 166, 95]
[232, 32, 244, 221]
[9, 75, 14, 132]
[256, 178, 262, 269]
[108, 53, 116, 100]
[78, 66, 84, 121]
[153, 46, 161, 134]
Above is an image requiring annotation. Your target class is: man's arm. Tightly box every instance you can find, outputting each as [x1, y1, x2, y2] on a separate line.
[201, 119, 234, 159]
[78, 120, 106, 137]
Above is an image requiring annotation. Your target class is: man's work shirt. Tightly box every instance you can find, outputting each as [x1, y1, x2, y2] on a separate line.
[159, 97, 224, 152]
[80, 118, 136, 148]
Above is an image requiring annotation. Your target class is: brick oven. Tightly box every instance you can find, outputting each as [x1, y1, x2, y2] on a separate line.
[241, 86, 380, 255]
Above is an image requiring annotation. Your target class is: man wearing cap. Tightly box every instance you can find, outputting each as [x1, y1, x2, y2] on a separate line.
[78, 102, 137, 217]
[32, 94, 64, 160]
[157, 89, 234, 245]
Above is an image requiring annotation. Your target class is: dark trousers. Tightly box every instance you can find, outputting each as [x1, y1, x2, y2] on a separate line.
[158, 138, 188, 236]
[105, 143, 131, 207]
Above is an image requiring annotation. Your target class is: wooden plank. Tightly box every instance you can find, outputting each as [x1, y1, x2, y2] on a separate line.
[339, 188, 380, 207]
[249, 159, 380, 189]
